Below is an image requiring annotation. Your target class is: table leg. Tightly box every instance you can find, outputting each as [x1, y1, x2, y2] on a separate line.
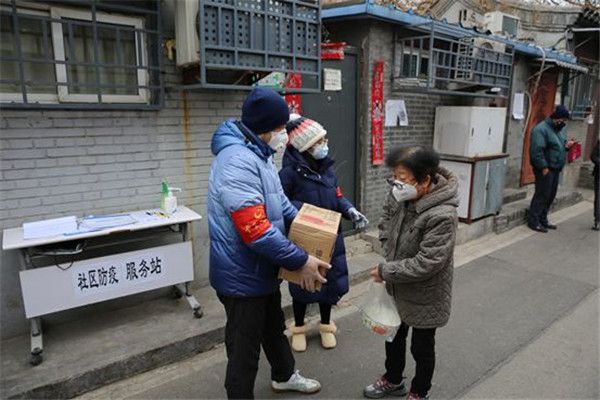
[174, 283, 203, 319]
[20, 250, 44, 365]
[30, 318, 43, 366]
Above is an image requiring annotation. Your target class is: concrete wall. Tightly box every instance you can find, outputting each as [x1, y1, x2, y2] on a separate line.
[0, 43, 248, 338]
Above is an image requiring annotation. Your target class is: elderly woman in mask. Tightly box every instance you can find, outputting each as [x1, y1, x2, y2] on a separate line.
[364, 146, 459, 400]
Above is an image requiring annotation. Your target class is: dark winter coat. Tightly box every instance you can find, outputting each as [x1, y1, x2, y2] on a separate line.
[591, 140, 599, 178]
[278, 146, 354, 305]
[529, 118, 568, 171]
[378, 167, 459, 329]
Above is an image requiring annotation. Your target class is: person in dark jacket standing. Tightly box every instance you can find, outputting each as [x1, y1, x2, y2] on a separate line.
[528, 105, 576, 232]
[279, 115, 369, 352]
[208, 88, 330, 399]
[591, 139, 600, 231]
[364, 146, 458, 400]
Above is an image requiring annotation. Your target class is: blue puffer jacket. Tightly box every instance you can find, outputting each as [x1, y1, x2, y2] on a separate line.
[279, 146, 354, 305]
[208, 120, 308, 297]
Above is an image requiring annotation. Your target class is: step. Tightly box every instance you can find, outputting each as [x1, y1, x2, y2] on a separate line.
[0, 251, 383, 400]
[362, 216, 496, 248]
[502, 188, 528, 205]
[494, 190, 583, 233]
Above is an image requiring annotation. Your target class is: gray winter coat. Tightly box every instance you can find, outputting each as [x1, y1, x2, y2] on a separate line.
[377, 167, 459, 329]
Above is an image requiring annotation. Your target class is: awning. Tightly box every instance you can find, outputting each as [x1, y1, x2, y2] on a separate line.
[535, 59, 590, 73]
[322, 1, 582, 68]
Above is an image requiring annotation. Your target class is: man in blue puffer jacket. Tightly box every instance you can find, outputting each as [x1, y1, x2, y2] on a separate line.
[208, 87, 329, 399]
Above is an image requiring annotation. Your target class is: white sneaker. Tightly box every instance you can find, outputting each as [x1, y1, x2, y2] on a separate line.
[271, 370, 321, 394]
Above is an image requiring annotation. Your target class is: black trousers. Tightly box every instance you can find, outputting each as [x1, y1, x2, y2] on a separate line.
[528, 168, 560, 227]
[384, 323, 436, 398]
[292, 300, 332, 326]
[594, 172, 599, 223]
[218, 289, 295, 399]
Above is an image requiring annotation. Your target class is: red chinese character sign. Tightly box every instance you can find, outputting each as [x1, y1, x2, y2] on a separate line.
[284, 73, 302, 115]
[321, 42, 346, 60]
[371, 60, 385, 165]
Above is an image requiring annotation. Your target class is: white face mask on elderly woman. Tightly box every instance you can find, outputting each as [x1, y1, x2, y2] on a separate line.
[268, 128, 288, 152]
[387, 178, 418, 202]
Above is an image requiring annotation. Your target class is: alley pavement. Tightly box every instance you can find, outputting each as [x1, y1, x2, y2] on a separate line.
[79, 209, 599, 400]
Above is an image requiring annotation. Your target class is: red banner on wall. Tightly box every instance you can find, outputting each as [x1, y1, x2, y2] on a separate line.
[284, 73, 302, 115]
[321, 42, 346, 60]
[371, 60, 385, 165]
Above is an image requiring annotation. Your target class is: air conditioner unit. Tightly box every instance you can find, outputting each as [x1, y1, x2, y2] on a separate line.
[474, 38, 506, 55]
[175, 0, 199, 67]
[484, 11, 519, 37]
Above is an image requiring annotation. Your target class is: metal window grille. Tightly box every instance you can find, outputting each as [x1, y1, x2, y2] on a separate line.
[0, 0, 164, 110]
[191, 0, 321, 93]
[569, 66, 598, 119]
[393, 24, 514, 98]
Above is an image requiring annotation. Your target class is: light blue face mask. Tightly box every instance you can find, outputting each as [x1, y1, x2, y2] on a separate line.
[311, 144, 329, 160]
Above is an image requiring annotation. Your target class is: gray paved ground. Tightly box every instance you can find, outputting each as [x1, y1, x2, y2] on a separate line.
[79, 210, 599, 400]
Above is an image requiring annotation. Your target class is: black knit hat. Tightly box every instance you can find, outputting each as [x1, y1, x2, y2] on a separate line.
[550, 105, 570, 119]
[241, 87, 290, 134]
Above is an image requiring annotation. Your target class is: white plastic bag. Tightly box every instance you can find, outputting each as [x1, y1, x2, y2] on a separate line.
[360, 281, 401, 341]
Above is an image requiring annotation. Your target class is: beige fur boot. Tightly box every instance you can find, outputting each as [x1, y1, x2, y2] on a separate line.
[289, 325, 307, 352]
[319, 322, 337, 349]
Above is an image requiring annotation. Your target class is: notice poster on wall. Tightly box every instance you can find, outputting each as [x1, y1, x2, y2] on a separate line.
[385, 99, 409, 127]
[285, 73, 302, 115]
[371, 60, 385, 165]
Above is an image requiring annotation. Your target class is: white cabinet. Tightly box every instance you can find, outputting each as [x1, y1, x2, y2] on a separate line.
[433, 106, 506, 157]
[440, 154, 508, 223]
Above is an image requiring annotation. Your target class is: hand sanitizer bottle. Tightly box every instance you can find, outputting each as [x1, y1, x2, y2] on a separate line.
[164, 187, 182, 214]
[161, 180, 169, 210]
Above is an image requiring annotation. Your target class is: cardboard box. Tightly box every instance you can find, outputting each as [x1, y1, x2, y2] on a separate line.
[278, 204, 341, 289]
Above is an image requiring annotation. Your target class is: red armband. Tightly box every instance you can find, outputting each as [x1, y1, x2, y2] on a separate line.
[231, 204, 272, 244]
[336, 186, 343, 198]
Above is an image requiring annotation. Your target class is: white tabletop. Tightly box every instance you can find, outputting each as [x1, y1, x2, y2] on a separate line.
[2, 206, 202, 251]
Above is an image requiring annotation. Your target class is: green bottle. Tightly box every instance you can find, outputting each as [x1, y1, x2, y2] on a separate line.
[161, 180, 169, 210]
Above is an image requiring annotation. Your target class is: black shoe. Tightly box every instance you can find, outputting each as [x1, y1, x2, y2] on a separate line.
[593, 222, 600, 231]
[543, 223, 557, 230]
[528, 224, 548, 233]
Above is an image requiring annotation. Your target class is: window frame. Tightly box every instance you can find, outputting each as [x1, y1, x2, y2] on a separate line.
[0, 6, 59, 104]
[50, 6, 148, 104]
[399, 49, 430, 81]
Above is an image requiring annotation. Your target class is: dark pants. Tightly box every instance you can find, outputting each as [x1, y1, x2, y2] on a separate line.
[218, 289, 295, 399]
[594, 173, 599, 223]
[384, 323, 436, 398]
[528, 168, 560, 227]
[292, 300, 332, 326]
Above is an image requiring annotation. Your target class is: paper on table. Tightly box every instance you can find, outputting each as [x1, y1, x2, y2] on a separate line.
[512, 93, 525, 120]
[23, 216, 78, 239]
[385, 100, 409, 127]
[79, 214, 136, 231]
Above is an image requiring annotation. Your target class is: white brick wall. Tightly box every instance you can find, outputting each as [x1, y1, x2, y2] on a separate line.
[0, 58, 246, 338]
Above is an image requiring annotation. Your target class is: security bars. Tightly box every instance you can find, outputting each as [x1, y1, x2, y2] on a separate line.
[193, 0, 321, 92]
[0, 0, 164, 109]
[393, 23, 514, 98]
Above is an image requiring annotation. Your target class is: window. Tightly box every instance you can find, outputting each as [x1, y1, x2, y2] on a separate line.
[400, 51, 429, 79]
[0, 7, 57, 103]
[51, 7, 147, 103]
[568, 68, 598, 119]
[1, 3, 155, 106]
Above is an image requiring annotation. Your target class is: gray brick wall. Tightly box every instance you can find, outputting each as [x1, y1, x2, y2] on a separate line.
[0, 57, 246, 338]
[354, 21, 460, 223]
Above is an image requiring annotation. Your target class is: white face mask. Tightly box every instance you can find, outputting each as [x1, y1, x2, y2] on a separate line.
[268, 129, 288, 152]
[311, 144, 329, 160]
[388, 179, 418, 202]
